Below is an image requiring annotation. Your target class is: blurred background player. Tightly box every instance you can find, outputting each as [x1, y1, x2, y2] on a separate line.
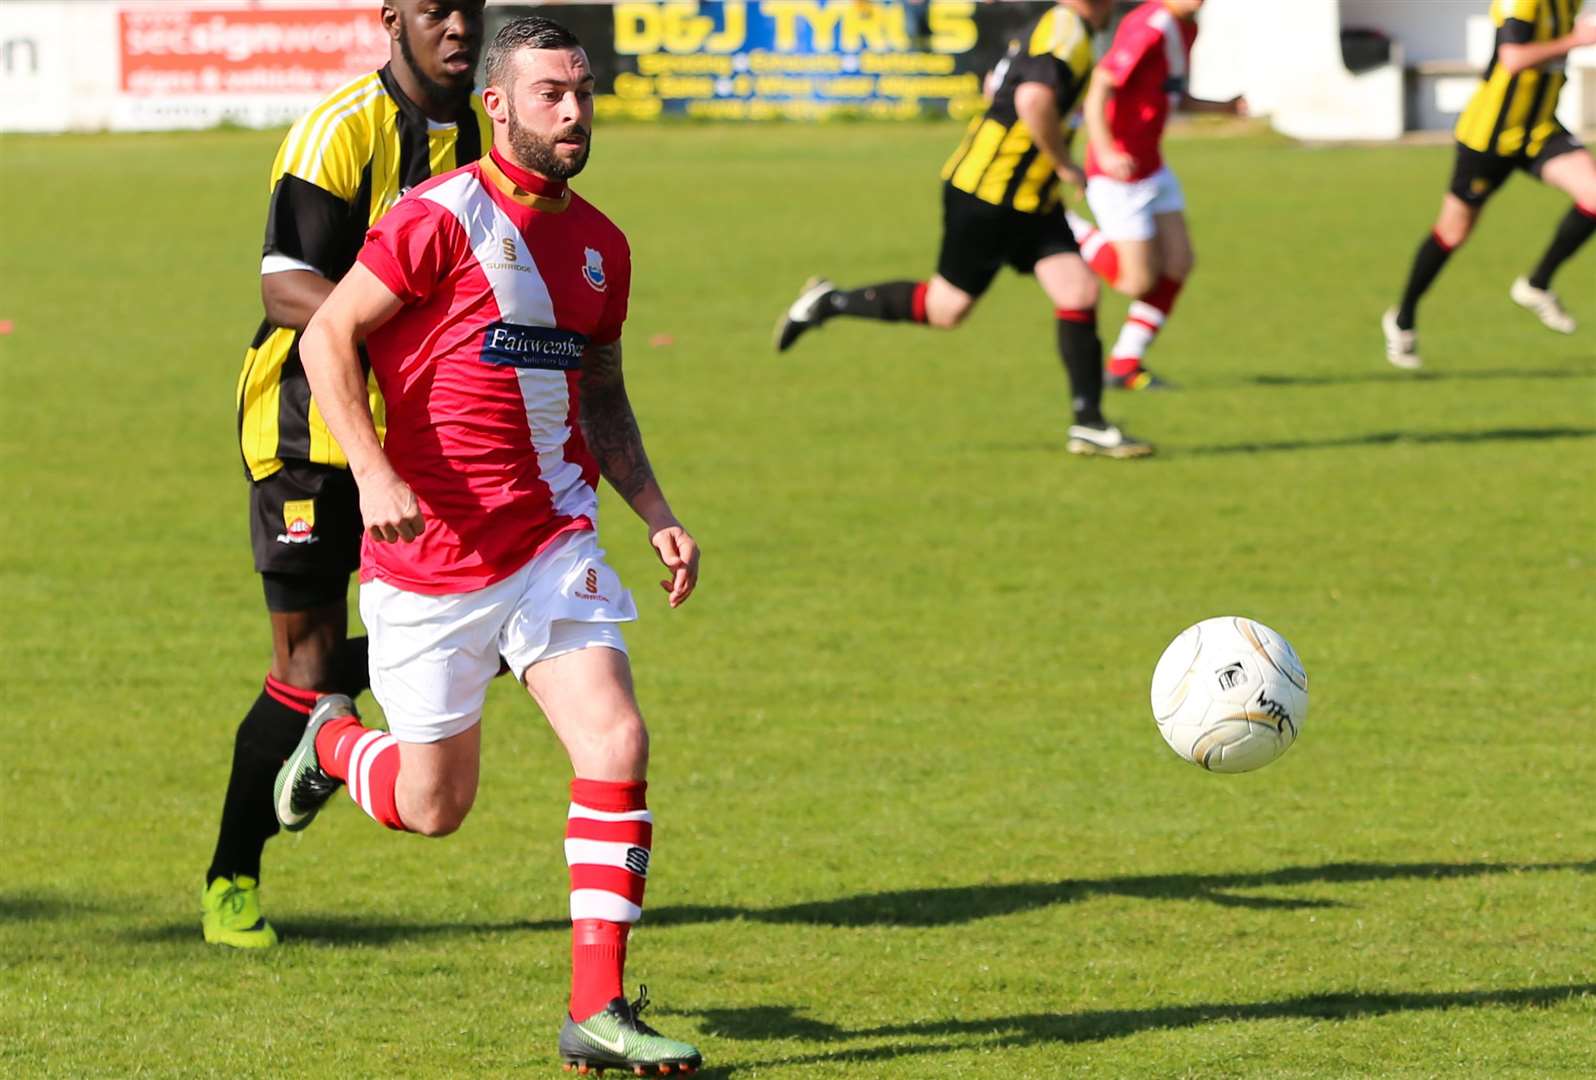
[773, 0, 1152, 459]
[203, 0, 489, 948]
[1384, 0, 1596, 369]
[278, 16, 703, 1074]
[1069, 0, 1244, 390]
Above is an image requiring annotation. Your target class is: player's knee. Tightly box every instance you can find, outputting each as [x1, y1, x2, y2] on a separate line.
[925, 293, 972, 329]
[406, 788, 476, 837]
[1116, 263, 1157, 297]
[597, 714, 650, 773]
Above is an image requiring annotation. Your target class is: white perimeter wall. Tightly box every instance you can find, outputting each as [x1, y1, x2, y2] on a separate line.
[1192, 0, 1593, 135]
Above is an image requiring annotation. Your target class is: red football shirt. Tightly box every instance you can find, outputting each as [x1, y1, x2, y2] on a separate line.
[355, 149, 630, 595]
[1086, 1, 1199, 182]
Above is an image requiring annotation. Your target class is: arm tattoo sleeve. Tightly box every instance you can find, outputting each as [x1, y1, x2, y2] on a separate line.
[579, 340, 657, 504]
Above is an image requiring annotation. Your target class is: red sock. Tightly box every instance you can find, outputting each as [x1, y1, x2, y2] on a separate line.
[910, 281, 929, 324]
[314, 711, 408, 831]
[1109, 275, 1185, 375]
[566, 778, 651, 1020]
[263, 674, 317, 717]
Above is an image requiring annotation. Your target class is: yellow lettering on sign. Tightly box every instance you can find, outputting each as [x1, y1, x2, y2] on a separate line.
[707, 2, 747, 51]
[838, 1, 907, 52]
[928, 2, 977, 54]
[614, 2, 747, 55]
[613, 3, 659, 54]
[764, 1, 809, 51]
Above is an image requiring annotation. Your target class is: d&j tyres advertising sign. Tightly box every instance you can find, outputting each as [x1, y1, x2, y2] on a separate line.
[492, 1, 1053, 121]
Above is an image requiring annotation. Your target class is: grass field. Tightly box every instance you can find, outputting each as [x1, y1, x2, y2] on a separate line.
[2, 121, 1593, 1078]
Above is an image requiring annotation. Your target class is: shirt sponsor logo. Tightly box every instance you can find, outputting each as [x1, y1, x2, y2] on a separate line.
[575, 566, 611, 602]
[581, 246, 606, 292]
[278, 498, 318, 545]
[480, 321, 589, 370]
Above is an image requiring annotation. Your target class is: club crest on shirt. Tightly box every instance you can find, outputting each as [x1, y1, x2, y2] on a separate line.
[278, 499, 317, 545]
[581, 247, 606, 292]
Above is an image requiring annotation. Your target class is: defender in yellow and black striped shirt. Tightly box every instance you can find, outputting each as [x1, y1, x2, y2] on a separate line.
[203, 0, 488, 952]
[1384, 0, 1596, 368]
[773, 0, 1152, 459]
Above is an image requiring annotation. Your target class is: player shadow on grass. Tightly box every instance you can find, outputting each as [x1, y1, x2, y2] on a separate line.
[1239, 363, 1596, 388]
[684, 982, 1596, 1067]
[124, 859, 1595, 945]
[642, 859, 1596, 930]
[1185, 424, 1596, 457]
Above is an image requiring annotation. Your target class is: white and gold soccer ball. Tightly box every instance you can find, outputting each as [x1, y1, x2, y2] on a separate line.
[1150, 616, 1309, 773]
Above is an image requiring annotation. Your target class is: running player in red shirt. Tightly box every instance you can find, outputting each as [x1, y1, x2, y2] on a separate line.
[1070, 0, 1243, 389]
[278, 17, 702, 1075]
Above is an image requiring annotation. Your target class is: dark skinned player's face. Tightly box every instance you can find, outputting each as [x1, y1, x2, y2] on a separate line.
[385, 0, 486, 99]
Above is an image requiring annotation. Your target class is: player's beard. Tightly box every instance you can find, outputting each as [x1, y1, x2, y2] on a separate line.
[506, 106, 591, 181]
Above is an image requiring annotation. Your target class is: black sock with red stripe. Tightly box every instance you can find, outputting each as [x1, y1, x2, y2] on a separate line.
[206, 675, 317, 884]
[1056, 308, 1105, 426]
[824, 281, 928, 323]
[1527, 204, 1596, 290]
[1396, 232, 1455, 331]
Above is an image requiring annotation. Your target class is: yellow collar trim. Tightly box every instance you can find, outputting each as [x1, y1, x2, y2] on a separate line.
[479, 154, 571, 213]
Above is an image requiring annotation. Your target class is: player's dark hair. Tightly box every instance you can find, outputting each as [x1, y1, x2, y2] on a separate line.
[485, 16, 583, 89]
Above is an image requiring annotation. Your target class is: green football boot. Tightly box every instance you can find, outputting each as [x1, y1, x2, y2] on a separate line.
[200, 875, 278, 949]
[272, 693, 350, 832]
[558, 985, 702, 1075]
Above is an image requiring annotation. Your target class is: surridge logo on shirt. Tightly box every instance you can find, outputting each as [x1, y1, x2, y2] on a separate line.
[484, 234, 533, 274]
[277, 499, 317, 545]
[576, 566, 610, 602]
[581, 247, 606, 292]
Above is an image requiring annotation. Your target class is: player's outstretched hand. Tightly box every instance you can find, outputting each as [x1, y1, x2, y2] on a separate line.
[1576, 16, 1596, 47]
[650, 524, 700, 608]
[360, 470, 424, 543]
[1055, 162, 1087, 195]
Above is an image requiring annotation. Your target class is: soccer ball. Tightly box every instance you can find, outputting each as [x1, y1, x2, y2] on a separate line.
[1150, 616, 1309, 773]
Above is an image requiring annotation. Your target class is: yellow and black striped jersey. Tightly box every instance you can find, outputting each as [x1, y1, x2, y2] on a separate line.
[940, 5, 1095, 214]
[236, 65, 491, 482]
[1456, 0, 1585, 158]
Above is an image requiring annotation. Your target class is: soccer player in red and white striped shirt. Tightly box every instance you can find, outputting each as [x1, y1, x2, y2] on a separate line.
[1071, 0, 1243, 389]
[278, 16, 702, 1075]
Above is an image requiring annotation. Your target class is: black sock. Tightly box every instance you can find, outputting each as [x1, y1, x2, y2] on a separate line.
[1528, 206, 1596, 290]
[1396, 233, 1454, 331]
[824, 281, 923, 323]
[206, 688, 312, 884]
[334, 635, 370, 698]
[1056, 311, 1105, 425]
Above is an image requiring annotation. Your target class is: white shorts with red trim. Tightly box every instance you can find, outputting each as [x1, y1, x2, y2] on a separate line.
[1085, 166, 1187, 243]
[359, 530, 637, 743]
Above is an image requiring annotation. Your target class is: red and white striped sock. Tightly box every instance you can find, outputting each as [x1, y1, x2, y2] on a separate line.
[565, 778, 651, 1020]
[313, 712, 408, 831]
[1067, 210, 1120, 285]
[1109, 275, 1185, 377]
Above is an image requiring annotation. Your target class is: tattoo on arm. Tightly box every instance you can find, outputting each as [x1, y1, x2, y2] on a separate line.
[579, 340, 657, 504]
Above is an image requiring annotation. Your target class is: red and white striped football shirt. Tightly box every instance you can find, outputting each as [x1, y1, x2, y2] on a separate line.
[356, 149, 630, 595]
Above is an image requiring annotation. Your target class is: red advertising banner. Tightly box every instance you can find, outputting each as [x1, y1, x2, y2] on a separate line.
[119, 6, 388, 97]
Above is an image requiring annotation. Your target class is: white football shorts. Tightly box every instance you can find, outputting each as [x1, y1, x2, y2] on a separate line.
[359, 529, 638, 743]
[1085, 166, 1188, 243]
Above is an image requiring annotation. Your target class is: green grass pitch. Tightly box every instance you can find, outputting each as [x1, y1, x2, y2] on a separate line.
[1, 122, 1593, 1078]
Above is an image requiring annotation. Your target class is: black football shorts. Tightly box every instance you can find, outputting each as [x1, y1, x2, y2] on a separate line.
[936, 184, 1081, 298]
[249, 460, 362, 609]
[1449, 128, 1585, 207]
